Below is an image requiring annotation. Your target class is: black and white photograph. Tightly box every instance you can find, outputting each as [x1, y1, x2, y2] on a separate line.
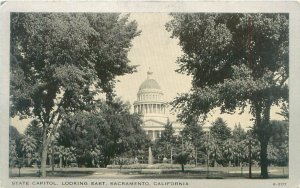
[1, 1, 300, 188]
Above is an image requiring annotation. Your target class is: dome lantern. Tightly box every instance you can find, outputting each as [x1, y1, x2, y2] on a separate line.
[147, 67, 153, 79]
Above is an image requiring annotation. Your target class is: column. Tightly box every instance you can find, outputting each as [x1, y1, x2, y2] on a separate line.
[152, 104, 154, 113]
[152, 131, 155, 141]
[160, 104, 162, 114]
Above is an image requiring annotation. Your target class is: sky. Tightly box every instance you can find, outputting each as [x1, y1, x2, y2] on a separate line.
[11, 13, 284, 133]
[115, 13, 191, 110]
[114, 13, 284, 129]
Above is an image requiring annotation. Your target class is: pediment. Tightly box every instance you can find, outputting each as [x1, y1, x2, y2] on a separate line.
[144, 119, 166, 126]
[142, 119, 166, 129]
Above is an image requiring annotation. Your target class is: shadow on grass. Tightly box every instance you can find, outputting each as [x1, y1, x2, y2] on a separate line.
[47, 171, 95, 178]
[10, 170, 95, 178]
[9, 167, 289, 179]
[10, 173, 39, 178]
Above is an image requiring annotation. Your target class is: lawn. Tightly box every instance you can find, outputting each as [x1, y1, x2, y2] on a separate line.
[9, 165, 288, 179]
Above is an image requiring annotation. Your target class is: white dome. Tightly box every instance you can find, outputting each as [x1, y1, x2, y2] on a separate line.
[133, 70, 167, 118]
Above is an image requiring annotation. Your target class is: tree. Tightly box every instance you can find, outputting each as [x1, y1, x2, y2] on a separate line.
[222, 139, 235, 166]
[232, 139, 247, 166]
[153, 119, 177, 161]
[10, 13, 140, 177]
[206, 133, 222, 167]
[55, 146, 77, 168]
[9, 139, 18, 167]
[232, 123, 246, 142]
[58, 99, 148, 167]
[210, 118, 231, 142]
[20, 135, 37, 166]
[181, 121, 204, 165]
[268, 120, 289, 166]
[167, 13, 288, 178]
[24, 120, 43, 154]
[247, 130, 261, 163]
[208, 118, 231, 166]
[9, 126, 22, 167]
[58, 110, 107, 167]
[175, 151, 189, 172]
[100, 99, 148, 166]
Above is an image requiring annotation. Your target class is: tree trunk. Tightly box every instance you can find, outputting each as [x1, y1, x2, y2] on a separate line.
[49, 155, 53, 173]
[170, 147, 173, 164]
[195, 147, 197, 166]
[181, 164, 184, 172]
[104, 156, 111, 167]
[51, 144, 54, 173]
[255, 102, 271, 179]
[41, 125, 49, 177]
[65, 157, 68, 167]
[27, 154, 31, 166]
[59, 156, 62, 169]
[41, 143, 48, 177]
[260, 139, 269, 178]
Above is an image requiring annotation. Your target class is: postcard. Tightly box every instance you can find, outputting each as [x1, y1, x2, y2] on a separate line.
[1, 1, 300, 188]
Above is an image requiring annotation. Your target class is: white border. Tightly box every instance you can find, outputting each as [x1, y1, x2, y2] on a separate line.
[1, 1, 300, 188]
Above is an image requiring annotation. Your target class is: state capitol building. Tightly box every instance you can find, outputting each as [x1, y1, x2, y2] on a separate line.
[133, 69, 183, 140]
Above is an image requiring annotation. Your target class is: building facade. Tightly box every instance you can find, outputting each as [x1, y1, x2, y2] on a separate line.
[133, 70, 183, 140]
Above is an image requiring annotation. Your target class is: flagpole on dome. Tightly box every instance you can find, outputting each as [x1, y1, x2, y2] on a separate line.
[147, 67, 153, 79]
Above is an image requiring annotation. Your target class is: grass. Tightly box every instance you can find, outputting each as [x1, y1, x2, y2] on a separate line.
[107, 163, 195, 169]
[9, 166, 288, 179]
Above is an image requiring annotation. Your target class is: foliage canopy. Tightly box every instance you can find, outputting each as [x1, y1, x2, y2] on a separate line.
[167, 13, 288, 178]
[10, 13, 140, 176]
